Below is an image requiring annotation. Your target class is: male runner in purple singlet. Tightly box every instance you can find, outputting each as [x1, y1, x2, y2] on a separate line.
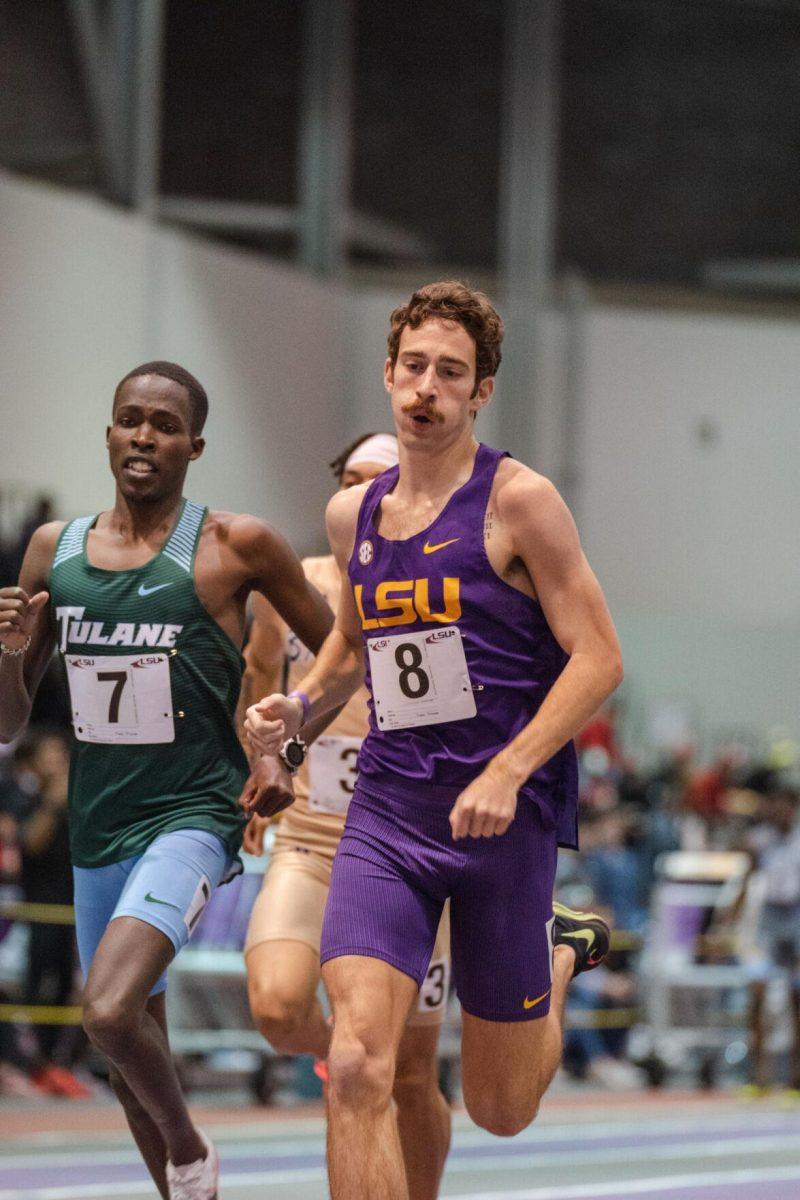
[245, 282, 623, 1199]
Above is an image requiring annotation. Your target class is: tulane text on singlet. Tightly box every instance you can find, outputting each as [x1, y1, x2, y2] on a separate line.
[49, 500, 248, 868]
[349, 444, 579, 849]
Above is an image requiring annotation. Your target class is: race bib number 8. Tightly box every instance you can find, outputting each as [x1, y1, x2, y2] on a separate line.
[367, 627, 477, 731]
[308, 735, 362, 815]
[66, 653, 175, 744]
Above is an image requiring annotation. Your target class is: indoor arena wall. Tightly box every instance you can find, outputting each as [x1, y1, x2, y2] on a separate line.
[0, 170, 347, 556]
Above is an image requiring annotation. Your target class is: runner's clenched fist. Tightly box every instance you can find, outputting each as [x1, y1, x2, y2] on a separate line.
[0, 587, 49, 651]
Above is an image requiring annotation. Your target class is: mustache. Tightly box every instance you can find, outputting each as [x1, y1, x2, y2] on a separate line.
[400, 402, 445, 423]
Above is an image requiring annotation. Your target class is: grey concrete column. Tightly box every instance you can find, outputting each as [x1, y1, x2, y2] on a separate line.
[130, 0, 165, 217]
[298, 0, 354, 276]
[497, 0, 561, 467]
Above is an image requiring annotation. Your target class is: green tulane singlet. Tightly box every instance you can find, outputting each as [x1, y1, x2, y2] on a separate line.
[49, 499, 248, 869]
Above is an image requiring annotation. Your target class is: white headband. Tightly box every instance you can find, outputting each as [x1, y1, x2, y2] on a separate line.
[344, 433, 399, 473]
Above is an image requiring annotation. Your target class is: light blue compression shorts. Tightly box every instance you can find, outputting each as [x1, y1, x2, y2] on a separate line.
[73, 828, 233, 996]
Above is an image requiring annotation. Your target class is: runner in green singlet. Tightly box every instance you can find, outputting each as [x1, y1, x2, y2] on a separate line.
[0, 362, 333, 1200]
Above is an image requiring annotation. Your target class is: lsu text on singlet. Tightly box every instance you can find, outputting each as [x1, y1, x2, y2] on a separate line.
[349, 444, 579, 849]
[49, 500, 248, 868]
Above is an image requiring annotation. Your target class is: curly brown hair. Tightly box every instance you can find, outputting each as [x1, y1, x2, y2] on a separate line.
[387, 280, 503, 387]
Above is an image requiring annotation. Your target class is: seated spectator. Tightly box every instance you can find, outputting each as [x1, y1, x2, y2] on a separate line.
[580, 808, 648, 933]
[12, 731, 89, 1097]
[736, 787, 800, 1094]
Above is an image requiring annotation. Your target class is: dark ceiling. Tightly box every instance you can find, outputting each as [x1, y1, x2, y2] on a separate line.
[2, 0, 799, 289]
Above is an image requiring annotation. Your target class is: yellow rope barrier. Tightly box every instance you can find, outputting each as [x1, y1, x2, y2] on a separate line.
[0, 901, 75, 925]
[566, 1007, 642, 1029]
[0, 1003, 83, 1025]
[0, 1004, 643, 1030]
[0, 1004, 640, 1029]
[609, 930, 642, 951]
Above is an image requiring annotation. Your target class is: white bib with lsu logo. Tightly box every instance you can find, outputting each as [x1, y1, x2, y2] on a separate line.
[367, 626, 476, 732]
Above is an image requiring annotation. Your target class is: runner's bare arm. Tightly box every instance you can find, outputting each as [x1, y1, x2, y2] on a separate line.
[229, 516, 334, 657]
[500, 472, 623, 774]
[451, 470, 622, 839]
[237, 590, 345, 748]
[244, 486, 365, 755]
[236, 591, 296, 819]
[0, 522, 63, 743]
[236, 592, 285, 749]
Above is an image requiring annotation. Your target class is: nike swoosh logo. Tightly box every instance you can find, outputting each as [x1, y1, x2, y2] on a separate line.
[423, 538, 460, 555]
[144, 891, 181, 911]
[138, 583, 173, 597]
[560, 928, 595, 948]
[523, 988, 552, 1010]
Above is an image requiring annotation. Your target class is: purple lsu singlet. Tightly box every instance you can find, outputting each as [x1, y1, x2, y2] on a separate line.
[349, 443, 578, 849]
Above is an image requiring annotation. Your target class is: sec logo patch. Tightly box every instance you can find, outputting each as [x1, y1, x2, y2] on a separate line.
[358, 539, 374, 566]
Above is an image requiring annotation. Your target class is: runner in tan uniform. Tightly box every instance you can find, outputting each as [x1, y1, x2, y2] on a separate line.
[242, 434, 451, 1200]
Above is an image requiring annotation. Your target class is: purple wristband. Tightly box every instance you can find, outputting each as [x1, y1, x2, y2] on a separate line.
[287, 690, 310, 724]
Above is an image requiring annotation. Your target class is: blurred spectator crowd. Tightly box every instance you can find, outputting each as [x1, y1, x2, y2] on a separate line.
[0, 717, 91, 1098]
[557, 701, 800, 1091]
[0, 492, 55, 585]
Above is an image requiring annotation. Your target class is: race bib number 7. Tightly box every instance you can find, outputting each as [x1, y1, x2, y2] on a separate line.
[65, 653, 175, 744]
[367, 627, 476, 731]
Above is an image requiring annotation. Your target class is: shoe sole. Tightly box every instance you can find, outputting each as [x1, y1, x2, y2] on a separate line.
[553, 901, 604, 922]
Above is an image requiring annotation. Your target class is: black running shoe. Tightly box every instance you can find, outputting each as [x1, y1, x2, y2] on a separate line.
[552, 901, 611, 975]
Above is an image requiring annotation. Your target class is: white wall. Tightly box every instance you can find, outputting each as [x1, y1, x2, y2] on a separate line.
[1, 176, 151, 518]
[577, 307, 800, 751]
[580, 307, 800, 626]
[0, 171, 348, 554]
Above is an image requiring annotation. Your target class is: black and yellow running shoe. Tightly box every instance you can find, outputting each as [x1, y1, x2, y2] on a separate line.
[552, 901, 611, 975]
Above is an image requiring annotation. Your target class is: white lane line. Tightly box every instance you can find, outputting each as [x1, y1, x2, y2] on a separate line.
[4, 1103, 794, 1152]
[1, 1127, 795, 1175]
[1, 1131, 798, 1199]
[0, 1168, 328, 1199]
[3, 1162, 800, 1200]
[3, 1108, 799, 1168]
[439, 1132, 800, 1176]
[441, 1163, 800, 1199]
[4, 1104, 797, 1161]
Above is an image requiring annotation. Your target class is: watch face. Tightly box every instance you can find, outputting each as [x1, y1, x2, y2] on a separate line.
[285, 740, 305, 768]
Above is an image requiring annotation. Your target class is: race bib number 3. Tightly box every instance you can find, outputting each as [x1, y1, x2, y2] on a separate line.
[308, 735, 362, 815]
[66, 653, 175, 744]
[418, 955, 450, 1014]
[367, 627, 477, 731]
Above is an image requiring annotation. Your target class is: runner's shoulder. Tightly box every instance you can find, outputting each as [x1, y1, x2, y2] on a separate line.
[205, 510, 288, 559]
[326, 484, 366, 533]
[27, 520, 67, 567]
[492, 458, 564, 525]
[325, 485, 364, 555]
[10, 521, 67, 594]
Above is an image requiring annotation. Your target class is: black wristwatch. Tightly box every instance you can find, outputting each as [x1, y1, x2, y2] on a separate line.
[278, 734, 308, 776]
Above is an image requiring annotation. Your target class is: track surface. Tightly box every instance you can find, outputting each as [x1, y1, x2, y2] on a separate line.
[2, 1091, 800, 1199]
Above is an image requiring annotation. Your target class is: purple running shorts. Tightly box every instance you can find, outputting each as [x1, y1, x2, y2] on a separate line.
[320, 782, 558, 1022]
